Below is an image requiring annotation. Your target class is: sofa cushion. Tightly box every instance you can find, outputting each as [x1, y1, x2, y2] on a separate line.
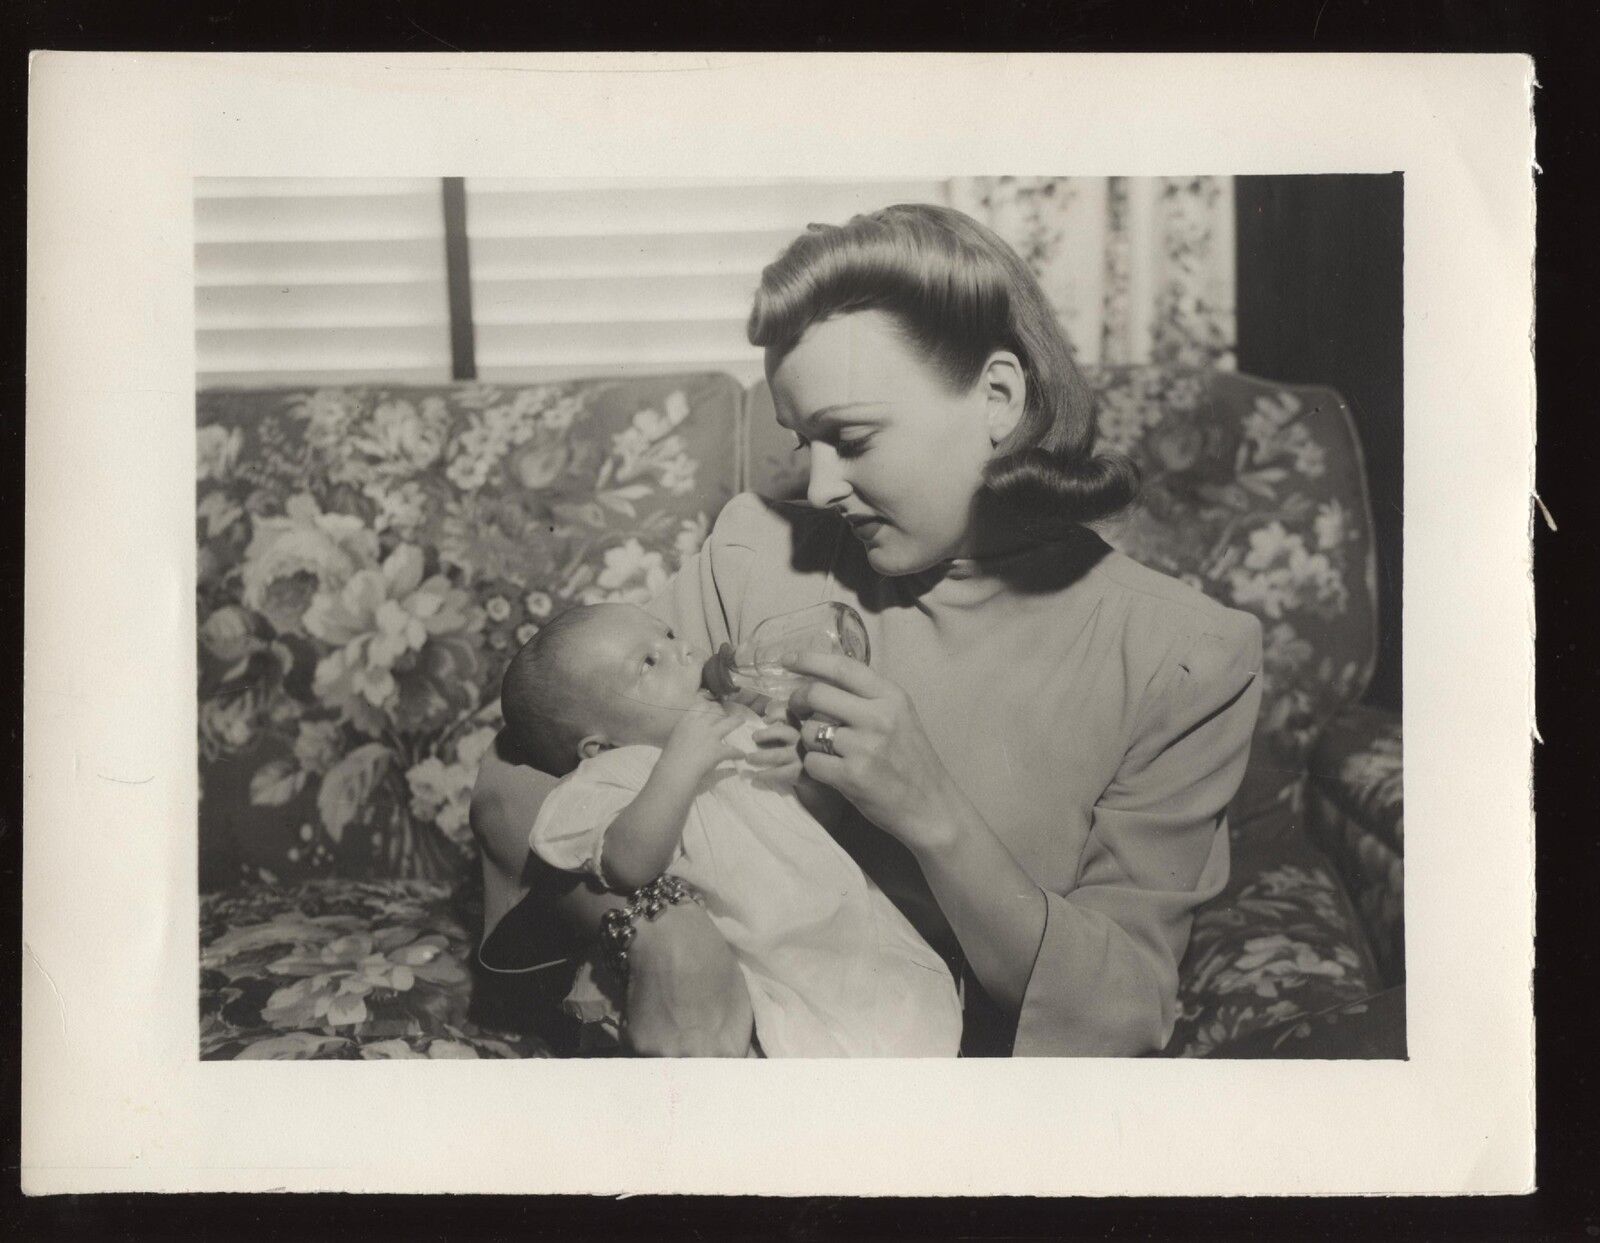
[1202, 985, 1406, 1059]
[747, 366, 1379, 845]
[200, 879, 550, 1059]
[197, 376, 741, 888]
[1162, 835, 1387, 1057]
[198, 863, 1388, 1060]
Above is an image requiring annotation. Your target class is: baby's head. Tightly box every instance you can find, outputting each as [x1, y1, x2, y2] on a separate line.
[501, 602, 711, 775]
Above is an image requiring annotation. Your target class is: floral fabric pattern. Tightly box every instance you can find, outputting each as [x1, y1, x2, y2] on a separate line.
[1164, 841, 1385, 1057]
[1308, 705, 1405, 986]
[198, 375, 741, 888]
[1203, 986, 1406, 1059]
[200, 880, 550, 1059]
[198, 864, 1384, 1060]
[956, 175, 1237, 368]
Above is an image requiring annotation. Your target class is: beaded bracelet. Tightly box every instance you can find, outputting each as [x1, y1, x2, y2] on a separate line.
[598, 875, 704, 980]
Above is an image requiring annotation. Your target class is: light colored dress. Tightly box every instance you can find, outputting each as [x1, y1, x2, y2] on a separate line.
[529, 711, 965, 1058]
[646, 492, 1265, 1056]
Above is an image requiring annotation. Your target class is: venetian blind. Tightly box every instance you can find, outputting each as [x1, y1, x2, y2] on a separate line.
[463, 178, 950, 386]
[195, 178, 453, 389]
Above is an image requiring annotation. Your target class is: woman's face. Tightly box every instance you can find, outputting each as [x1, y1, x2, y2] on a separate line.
[768, 310, 1009, 575]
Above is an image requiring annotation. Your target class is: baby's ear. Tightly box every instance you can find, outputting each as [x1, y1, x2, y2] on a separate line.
[577, 733, 614, 761]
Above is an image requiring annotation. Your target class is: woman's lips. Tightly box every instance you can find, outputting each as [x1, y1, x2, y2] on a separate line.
[847, 516, 884, 540]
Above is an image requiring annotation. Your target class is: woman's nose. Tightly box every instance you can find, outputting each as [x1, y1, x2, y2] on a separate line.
[805, 444, 850, 511]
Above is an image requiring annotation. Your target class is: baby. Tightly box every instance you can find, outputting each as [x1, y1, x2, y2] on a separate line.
[501, 601, 963, 1058]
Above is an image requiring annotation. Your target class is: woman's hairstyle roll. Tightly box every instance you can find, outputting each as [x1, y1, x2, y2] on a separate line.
[747, 203, 1138, 536]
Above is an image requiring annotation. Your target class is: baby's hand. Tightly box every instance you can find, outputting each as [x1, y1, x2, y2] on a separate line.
[662, 703, 746, 775]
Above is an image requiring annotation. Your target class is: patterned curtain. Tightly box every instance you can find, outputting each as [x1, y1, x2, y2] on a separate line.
[950, 177, 1237, 370]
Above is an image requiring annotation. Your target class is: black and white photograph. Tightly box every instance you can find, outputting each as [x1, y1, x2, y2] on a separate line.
[23, 53, 1533, 1197]
[194, 174, 1406, 1062]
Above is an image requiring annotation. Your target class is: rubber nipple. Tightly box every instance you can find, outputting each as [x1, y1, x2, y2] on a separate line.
[700, 644, 738, 700]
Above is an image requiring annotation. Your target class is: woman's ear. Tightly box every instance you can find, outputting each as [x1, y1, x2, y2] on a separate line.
[577, 733, 615, 761]
[981, 350, 1026, 446]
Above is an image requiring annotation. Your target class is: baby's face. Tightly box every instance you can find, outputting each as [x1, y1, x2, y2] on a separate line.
[572, 604, 713, 748]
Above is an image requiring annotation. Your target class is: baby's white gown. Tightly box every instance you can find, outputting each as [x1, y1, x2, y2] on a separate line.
[528, 712, 963, 1057]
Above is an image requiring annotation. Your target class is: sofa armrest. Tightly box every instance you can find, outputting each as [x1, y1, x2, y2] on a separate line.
[1306, 704, 1404, 987]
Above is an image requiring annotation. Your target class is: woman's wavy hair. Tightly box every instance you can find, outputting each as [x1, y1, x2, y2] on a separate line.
[747, 202, 1138, 537]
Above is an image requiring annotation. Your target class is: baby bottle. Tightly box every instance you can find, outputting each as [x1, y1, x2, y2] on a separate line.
[700, 602, 870, 710]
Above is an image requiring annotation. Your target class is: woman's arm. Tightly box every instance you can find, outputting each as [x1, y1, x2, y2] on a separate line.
[471, 735, 601, 941]
[622, 901, 754, 1056]
[786, 610, 1264, 1055]
[473, 737, 755, 1055]
[898, 790, 1049, 1015]
[784, 656, 1048, 1011]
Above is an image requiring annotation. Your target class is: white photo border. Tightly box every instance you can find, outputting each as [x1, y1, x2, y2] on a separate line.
[23, 52, 1534, 1196]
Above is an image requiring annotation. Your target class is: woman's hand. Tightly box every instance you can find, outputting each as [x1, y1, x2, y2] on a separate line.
[787, 652, 1049, 1015]
[742, 717, 804, 788]
[784, 651, 963, 853]
[622, 899, 755, 1057]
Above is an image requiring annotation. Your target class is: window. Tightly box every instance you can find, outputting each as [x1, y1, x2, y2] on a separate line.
[195, 177, 948, 389]
[195, 178, 453, 388]
[463, 178, 948, 384]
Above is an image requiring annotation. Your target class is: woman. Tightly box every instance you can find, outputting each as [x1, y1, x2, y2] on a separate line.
[471, 203, 1263, 1057]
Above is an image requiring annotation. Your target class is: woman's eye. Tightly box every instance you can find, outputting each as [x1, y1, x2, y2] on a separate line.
[787, 431, 807, 452]
[836, 434, 872, 458]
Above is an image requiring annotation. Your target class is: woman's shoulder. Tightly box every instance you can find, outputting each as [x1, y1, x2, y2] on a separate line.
[1085, 547, 1262, 659]
[709, 492, 846, 573]
[712, 491, 834, 545]
[688, 494, 851, 634]
[1079, 551, 1264, 739]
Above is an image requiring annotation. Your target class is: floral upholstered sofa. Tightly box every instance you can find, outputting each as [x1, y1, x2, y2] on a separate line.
[197, 368, 1404, 1060]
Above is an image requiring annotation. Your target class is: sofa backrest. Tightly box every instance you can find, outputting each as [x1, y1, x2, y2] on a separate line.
[197, 365, 1376, 889]
[197, 374, 743, 888]
[745, 367, 1379, 839]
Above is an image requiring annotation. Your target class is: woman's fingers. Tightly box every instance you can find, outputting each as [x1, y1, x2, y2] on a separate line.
[783, 650, 885, 697]
[786, 678, 865, 725]
[800, 748, 850, 786]
[742, 720, 800, 770]
[748, 758, 804, 789]
[800, 718, 857, 755]
[745, 719, 802, 784]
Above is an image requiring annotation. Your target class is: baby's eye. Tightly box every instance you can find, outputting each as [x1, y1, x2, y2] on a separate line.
[787, 430, 807, 452]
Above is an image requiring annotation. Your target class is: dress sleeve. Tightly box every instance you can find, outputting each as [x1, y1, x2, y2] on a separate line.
[527, 749, 659, 883]
[1013, 608, 1264, 1056]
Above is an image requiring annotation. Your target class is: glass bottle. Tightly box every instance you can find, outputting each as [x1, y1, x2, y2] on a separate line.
[700, 601, 871, 709]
